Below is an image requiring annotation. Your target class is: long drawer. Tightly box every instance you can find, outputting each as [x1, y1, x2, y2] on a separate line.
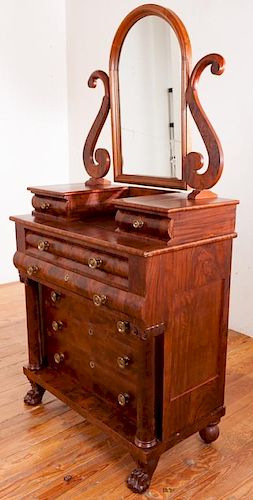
[25, 229, 129, 290]
[42, 285, 138, 420]
[13, 251, 145, 321]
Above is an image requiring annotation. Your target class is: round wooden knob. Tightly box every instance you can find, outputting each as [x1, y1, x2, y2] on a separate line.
[117, 321, 129, 334]
[117, 356, 130, 369]
[54, 352, 64, 364]
[37, 240, 49, 251]
[51, 291, 61, 303]
[118, 393, 130, 406]
[132, 219, 144, 229]
[27, 265, 39, 276]
[88, 257, 103, 269]
[93, 294, 107, 307]
[52, 320, 63, 332]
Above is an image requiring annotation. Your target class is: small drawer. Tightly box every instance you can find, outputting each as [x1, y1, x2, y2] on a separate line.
[115, 209, 173, 242]
[25, 230, 129, 289]
[32, 195, 68, 216]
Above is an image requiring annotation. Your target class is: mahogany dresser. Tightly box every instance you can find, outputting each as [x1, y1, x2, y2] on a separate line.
[11, 4, 238, 494]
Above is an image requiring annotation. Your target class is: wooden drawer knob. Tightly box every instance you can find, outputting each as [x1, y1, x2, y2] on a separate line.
[132, 219, 144, 229]
[93, 294, 107, 307]
[54, 352, 64, 364]
[117, 356, 130, 369]
[40, 202, 50, 210]
[37, 240, 49, 251]
[27, 265, 39, 276]
[51, 291, 61, 303]
[117, 321, 129, 334]
[88, 257, 103, 269]
[52, 320, 63, 332]
[117, 393, 130, 406]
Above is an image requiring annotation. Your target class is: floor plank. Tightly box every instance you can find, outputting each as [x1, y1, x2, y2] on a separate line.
[0, 282, 253, 499]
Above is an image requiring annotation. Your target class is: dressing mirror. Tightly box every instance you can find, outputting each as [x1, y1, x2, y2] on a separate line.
[84, 4, 224, 198]
[119, 16, 182, 180]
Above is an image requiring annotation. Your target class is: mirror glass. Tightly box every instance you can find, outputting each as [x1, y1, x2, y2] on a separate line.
[119, 16, 182, 179]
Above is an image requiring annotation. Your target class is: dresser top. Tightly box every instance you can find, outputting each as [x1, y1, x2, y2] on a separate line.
[114, 192, 239, 215]
[10, 214, 170, 257]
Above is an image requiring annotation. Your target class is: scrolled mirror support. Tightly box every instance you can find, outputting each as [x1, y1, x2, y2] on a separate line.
[83, 70, 111, 186]
[185, 53, 225, 198]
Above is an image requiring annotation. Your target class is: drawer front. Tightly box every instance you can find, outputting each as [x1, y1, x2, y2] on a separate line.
[42, 286, 137, 419]
[14, 251, 144, 320]
[32, 195, 67, 216]
[115, 209, 173, 242]
[25, 230, 129, 290]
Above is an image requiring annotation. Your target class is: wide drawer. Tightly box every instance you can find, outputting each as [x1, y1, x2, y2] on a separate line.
[25, 229, 129, 290]
[13, 251, 145, 321]
[42, 286, 137, 420]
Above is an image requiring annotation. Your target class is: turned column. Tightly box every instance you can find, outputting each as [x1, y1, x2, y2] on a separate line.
[134, 336, 157, 448]
[23, 278, 44, 370]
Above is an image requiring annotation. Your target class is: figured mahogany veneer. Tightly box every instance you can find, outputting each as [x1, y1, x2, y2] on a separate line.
[10, 3, 237, 494]
[11, 183, 238, 493]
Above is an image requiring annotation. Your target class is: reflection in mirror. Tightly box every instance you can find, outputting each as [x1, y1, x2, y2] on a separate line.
[119, 16, 182, 179]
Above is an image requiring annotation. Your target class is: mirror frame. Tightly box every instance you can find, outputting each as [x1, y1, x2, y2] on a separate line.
[109, 4, 192, 189]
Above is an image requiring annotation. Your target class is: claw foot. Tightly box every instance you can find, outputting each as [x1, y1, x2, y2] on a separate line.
[126, 468, 150, 494]
[199, 423, 219, 444]
[24, 382, 45, 406]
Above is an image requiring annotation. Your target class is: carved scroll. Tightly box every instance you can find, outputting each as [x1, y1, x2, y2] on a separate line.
[185, 54, 225, 197]
[83, 70, 111, 186]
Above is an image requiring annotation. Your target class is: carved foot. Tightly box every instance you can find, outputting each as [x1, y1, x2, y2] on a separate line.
[127, 468, 150, 494]
[24, 382, 45, 406]
[199, 423, 219, 444]
[126, 457, 159, 494]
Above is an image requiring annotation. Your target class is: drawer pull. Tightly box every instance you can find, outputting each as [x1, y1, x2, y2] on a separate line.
[54, 352, 64, 364]
[37, 240, 49, 251]
[89, 360, 95, 369]
[117, 321, 129, 334]
[51, 291, 61, 303]
[40, 202, 50, 210]
[118, 393, 130, 406]
[52, 320, 63, 332]
[93, 294, 107, 307]
[117, 356, 130, 369]
[27, 265, 39, 276]
[88, 257, 103, 269]
[132, 219, 144, 229]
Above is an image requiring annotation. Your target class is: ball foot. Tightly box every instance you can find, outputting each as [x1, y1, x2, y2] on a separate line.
[199, 423, 219, 444]
[24, 382, 45, 406]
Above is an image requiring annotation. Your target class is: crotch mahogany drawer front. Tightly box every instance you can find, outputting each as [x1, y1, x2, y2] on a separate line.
[32, 195, 67, 216]
[24, 230, 128, 289]
[14, 251, 144, 319]
[115, 209, 173, 243]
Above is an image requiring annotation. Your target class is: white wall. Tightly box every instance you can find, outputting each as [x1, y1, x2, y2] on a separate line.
[0, 0, 69, 283]
[66, 0, 253, 336]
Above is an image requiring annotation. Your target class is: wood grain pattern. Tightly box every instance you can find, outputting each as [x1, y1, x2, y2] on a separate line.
[11, 184, 238, 493]
[185, 54, 225, 195]
[1, 283, 253, 499]
[83, 70, 111, 185]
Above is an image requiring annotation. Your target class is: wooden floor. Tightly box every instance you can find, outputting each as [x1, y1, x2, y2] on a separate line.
[0, 283, 253, 500]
